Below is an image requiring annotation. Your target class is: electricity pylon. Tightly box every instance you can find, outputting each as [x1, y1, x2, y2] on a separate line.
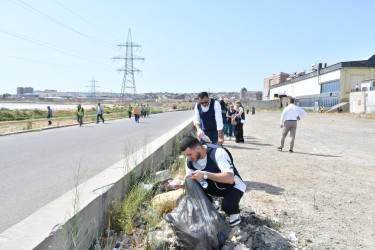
[86, 75, 99, 103]
[112, 29, 144, 104]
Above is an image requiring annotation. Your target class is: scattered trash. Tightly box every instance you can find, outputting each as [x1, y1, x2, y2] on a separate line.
[151, 178, 173, 196]
[288, 232, 298, 242]
[139, 182, 153, 190]
[167, 178, 183, 189]
[151, 188, 184, 212]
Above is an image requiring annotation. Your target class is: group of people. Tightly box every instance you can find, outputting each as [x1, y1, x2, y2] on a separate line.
[184, 93, 308, 228]
[181, 91, 247, 227]
[46, 103, 153, 127]
[245, 104, 256, 115]
[127, 104, 151, 123]
[76, 103, 104, 127]
[194, 92, 246, 145]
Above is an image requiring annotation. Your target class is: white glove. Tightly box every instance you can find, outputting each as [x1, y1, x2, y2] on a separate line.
[197, 128, 204, 138]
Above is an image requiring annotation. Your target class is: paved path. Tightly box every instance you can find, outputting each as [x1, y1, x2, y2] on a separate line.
[0, 110, 193, 233]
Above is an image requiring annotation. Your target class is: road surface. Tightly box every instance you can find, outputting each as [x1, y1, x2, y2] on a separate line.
[0, 110, 193, 233]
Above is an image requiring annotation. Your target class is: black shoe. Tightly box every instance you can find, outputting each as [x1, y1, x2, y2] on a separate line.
[277, 147, 282, 151]
[289, 150, 294, 153]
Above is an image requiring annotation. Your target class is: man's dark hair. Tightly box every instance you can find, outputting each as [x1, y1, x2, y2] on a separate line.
[180, 136, 200, 151]
[219, 100, 225, 106]
[288, 98, 295, 104]
[198, 92, 209, 99]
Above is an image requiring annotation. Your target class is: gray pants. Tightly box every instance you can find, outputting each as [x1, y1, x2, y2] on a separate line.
[280, 120, 297, 150]
[77, 115, 83, 126]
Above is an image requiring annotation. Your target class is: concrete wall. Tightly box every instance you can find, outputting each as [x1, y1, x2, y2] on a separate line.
[0, 118, 194, 250]
[350, 91, 375, 114]
[243, 100, 280, 109]
[341, 68, 375, 102]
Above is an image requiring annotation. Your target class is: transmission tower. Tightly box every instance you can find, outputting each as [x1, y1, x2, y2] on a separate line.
[86, 75, 99, 103]
[112, 29, 144, 104]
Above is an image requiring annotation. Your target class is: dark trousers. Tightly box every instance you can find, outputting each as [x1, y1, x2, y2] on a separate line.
[77, 115, 83, 126]
[199, 181, 243, 215]
[47, 115, 52, 125]
[128, 111, 132, 119]
[97, 114, 104, 123]
[235, 123, 244, 142]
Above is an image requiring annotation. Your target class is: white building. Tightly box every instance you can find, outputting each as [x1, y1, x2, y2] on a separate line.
[269, 54, 375, 108]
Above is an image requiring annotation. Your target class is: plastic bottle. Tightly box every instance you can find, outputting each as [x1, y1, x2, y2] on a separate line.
[198, 179, 208, 189]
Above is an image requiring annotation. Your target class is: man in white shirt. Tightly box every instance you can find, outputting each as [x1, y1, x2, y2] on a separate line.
[180, 136, 246, 226]
[194, 92, 224, 145]
[278, 98, 307, 152]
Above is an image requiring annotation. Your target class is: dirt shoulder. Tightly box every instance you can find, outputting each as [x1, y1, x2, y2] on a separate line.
[224, 111, 375, 249]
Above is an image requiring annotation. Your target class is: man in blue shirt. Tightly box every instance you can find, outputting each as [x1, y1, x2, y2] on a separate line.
[97, 103, 104, 124]
[46, 106, 52, 125]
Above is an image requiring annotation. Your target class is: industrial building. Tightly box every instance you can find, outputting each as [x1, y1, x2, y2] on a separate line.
[267, 54, 375, 109]
[17, 87, 34, 95]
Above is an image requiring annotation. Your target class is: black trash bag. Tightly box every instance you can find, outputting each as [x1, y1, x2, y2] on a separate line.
[164, 178, 230, 250]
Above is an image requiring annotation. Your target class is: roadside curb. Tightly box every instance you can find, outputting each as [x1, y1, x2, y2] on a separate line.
[0, 117, 193, 250]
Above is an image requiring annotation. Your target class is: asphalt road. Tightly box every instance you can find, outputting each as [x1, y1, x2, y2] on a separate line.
[0, 110, 193, 233]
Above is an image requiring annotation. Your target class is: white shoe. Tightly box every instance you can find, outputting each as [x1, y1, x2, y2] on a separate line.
[229, 213, 241, 226]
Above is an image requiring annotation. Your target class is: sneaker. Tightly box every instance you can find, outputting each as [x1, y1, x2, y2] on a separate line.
[289, 149, 294, 153]
[229, 213, 241, 226]
[277, 147, 282, 151]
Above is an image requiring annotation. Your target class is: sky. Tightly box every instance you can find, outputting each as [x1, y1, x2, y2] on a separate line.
[1, 0, 374, 95]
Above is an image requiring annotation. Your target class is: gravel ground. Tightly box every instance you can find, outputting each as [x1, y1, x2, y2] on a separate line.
[224, 111, 375, 249]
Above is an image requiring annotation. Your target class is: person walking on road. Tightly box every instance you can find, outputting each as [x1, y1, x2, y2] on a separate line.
[140, 105, 145, 118]
[46, 106, 52, 125]
[278, 98, 307, 152]
[146, 105, 150, 117]
[76, 104, 84, 127]
[180, 136, 246, 226]
[97, 103, 104, 123]
[194, 92, 224, 145]
[127, 105, 132, 119]
[133, 104, 140, 123]
[246, 105, 250, 114]
[252, 104, 256, 115]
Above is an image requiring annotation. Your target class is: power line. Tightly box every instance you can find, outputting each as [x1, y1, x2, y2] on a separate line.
[53, 0, 124, 42]
[9, 0, 117, 51]
[0, 52, 108, 71]
[0, 28, 112, 67]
